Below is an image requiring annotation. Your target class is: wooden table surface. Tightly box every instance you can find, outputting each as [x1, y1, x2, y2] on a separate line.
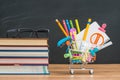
[0, 64, 119, 80]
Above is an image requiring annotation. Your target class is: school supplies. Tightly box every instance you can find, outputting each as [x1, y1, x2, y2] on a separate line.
[75, 19, 80, 33]
[89, 41, 113, 56]
[83, 18, 92, 41]
[56, 18, 112, 74]
[90, 33, 104, 46]
[99, 23, 107, 32]
[62, 20, 69, 35]
[66, 19, 71, 32]
[57, 36, 71, 47]
[76, 21, 110, 47]
[69, 20, 74, 28]
[56, 19, 68, 36]
[70, 28, 78, 49]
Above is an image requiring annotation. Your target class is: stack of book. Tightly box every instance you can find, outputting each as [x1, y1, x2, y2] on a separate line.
[0, 38, 49, 75]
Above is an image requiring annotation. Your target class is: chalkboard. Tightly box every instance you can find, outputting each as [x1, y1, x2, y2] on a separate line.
[0, 0, 120, 63]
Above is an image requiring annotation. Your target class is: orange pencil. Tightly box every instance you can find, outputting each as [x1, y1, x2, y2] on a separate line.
[56, 19, 68, 36]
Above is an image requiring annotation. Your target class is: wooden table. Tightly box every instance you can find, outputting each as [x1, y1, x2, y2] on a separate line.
[0, 64, 119, 80]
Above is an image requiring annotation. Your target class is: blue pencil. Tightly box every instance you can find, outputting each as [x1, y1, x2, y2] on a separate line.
[65, 19, 71, 32]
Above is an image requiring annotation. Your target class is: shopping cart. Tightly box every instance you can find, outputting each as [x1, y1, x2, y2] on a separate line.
[68, 49, 94, 74]
[64, 41, 94, 74]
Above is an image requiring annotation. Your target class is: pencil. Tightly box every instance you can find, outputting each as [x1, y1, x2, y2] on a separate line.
[56, 19, 68, 36]
[62, 20, 69, 35]
[69, 20, 74, 28]
[75, 19, 80, 33]
[82, 18, 92, 41]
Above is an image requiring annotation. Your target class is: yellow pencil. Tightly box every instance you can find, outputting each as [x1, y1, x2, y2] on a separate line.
[56, 19, 68, 37]
[82, 18, 92, 41]
[75, 19, 80, 33]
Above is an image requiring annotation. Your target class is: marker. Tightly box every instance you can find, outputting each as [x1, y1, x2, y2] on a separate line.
[62, 20, 69, 35]
[65, 19, 71, 32]
[70, 28, 76, 40]
[70, 28, 78, 49]
[83, 18, 92, 41]
[75, 19, 80, 33]
[69, 20, 74, 28]
[56, 19, 68, 36]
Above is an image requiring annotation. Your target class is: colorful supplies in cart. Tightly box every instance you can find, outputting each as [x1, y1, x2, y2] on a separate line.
[56, 18, 112, 63]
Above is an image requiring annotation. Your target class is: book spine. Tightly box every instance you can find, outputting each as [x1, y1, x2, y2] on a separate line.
[0, 47, 49, 58]
[0, 58, 49, 65]
[0, 65, 49, 75]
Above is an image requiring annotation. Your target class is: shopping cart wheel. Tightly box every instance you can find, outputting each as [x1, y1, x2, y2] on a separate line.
[70, 69, 74, 74]
[89, 69, 94, 74]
